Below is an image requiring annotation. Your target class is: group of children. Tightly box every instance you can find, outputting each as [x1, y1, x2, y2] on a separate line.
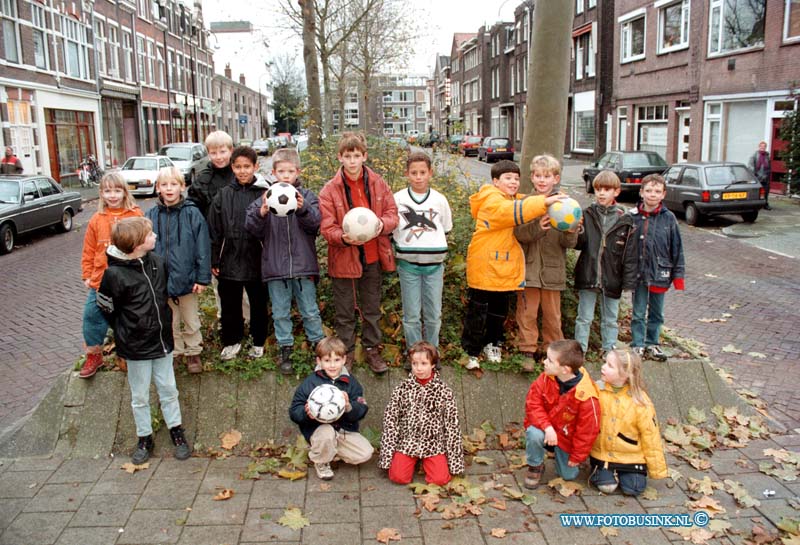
[76, 128, 681, 492]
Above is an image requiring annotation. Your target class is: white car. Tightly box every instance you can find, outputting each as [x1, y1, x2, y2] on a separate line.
[119, 156, 174, 197]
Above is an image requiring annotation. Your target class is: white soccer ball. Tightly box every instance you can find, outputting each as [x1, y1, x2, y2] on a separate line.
[266, 182, 298, 217]
[307, 384, 346, 424]
[342, 207, 381, 243]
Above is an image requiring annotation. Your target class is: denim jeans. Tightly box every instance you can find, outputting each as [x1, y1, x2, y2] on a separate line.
[126, 353, 182, 437]
[525, 425, 579, 480]
[575, 289, 622, 352]
[397, 265, 444, 347]
[267, 278, 325, 347]
[83, 288, 109, 348]
[590, 464, 647, 496]
[630, 285, 665, 348]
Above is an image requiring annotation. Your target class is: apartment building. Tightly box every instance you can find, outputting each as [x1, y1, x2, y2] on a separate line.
[212, 66, 264, 143]
[460, 30, 487, 136]
[431, 54, 450, 135]
[486, 22, 514, 142]
[375, 74, 428, 136]
[449, 33, 477, 133]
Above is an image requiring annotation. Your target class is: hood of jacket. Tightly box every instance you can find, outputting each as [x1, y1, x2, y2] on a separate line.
[469, 184, 517, 219]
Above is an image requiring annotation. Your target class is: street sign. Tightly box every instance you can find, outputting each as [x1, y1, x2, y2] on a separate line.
[239, 114, 248, 125]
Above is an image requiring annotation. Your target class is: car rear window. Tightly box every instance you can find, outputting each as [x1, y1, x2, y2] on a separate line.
[0, 180, 20, 204]
[624, 153, 667, 168]
[490, 138, 510, 147]
[124, 158, 158, 170]
[159, 147, 191, 161]
[467, 136, 482, 144]
[705, 165, 757, 186]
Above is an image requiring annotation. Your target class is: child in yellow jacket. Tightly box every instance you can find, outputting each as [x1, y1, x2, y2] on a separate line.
[460, 160, 565, 369]
[589, 348, 667, 496]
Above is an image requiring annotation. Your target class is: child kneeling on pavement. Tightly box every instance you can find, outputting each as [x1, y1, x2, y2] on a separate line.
[289, 336, 373, 480]
[96, 217, 191, 463]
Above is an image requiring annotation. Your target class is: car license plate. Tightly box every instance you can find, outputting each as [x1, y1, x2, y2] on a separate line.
[128, 184, 137, 190]
[723, 192, 747, 200]
[496, 148, 506, 152]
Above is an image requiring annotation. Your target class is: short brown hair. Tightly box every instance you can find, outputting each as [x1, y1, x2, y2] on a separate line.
[112, 217, 153, 254]
[548, 339, 584, 373]
[272, 148, 301, 169]
[593, 170, 621, 190]
[641, 173, 666, 191]
[408, 341, 439, 368]
[315, 336, 347, 359]
[530, 154, 562, 176]
[337, 131, 367, 155]
[406, 151, 432, 171]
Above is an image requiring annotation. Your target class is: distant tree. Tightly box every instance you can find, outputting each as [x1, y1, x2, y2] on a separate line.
[299, 0, 323, 145]
[271, 54, 305, 134]
[778, 87, 800, 196]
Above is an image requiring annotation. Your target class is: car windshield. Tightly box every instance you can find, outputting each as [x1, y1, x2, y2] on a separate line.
[253, 140, 267, 146]
[0, 181, 20, 204]
[705, 165, 757, 186]
[123, 158, 158, 170]
[624, 152, 667, 168]
[159, 147, 191, 161]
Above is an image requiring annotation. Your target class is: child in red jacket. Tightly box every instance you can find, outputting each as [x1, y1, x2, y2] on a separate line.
[523, 339, 600, 489]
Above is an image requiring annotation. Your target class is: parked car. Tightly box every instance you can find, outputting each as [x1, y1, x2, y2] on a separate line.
[448, 134, 464, 154]
[118, 156, 174, 197]
[582, 151, 668, 194]
[662, 162, 765, 226]
[417, 133, 431, 147]
[294, 135, 309, 153]
[0, 174, 83, 254]
[274, 135, 289, 149]
[157, 142, 207, 185]
[426, 131, 441, 147]
[459, 135, 483, 157]
[238, 139, 253, 147]
[252, 139, 272, 156]
[477, 137, 514, 163]
[388, 136, 410, 151]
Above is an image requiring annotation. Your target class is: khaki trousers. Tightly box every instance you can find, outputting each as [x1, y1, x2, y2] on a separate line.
[515, 287, 563, 353]
[308, 424, 374, 465]
[168, 293, 203, 356]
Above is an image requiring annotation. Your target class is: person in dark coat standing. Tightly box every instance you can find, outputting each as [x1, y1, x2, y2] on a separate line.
[1, 147, 23, 174]
[748, 141, 772, 210]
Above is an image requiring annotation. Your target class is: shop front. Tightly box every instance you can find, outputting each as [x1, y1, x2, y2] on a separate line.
[101, 82, 140, 170]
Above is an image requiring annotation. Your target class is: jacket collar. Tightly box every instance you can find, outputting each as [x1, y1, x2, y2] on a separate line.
[314, 367, 351, 384]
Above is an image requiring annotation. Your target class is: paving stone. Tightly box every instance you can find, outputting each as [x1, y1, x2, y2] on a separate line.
[306, 460, 360, 492]
[304, 490, 360, 523]
[22, 482, 92, 512]
[359, 477, 416, 507]
[195, 373, 238, 449]
[635, 479, 690, 508]
[476, 494, 538, 534]
[186, 492, 249, 526]
[583, 493, 646, 514]
[361, 505, 422, 538]
[47, 457, 110, 484]
[464, 449, 508, 475]
[53, 527, 125, 545]
[419, 517, 486, 545]
[69, 493, 138, 527]
[206, 456, 253, 472]
[152, 457, 209, 480]
[240, 508, 299, 542]
[199, 466, 254, 495]
[0, 470, 52, 498]
[250, 477, 305, 509]
[484, 531, 547, 544]
[356, 457, 385, 480]
[0, 512, 72, 545]
[727, 471, 795, 500]
[362, 538, 423, 545]
[0, 499, 27, 532]
[736, 438, 784, 460]
[536, 511, 610, 545]
[771, 434, 800, 447]
[7, 456, 64, 471]
[754, 498, 800, 529]
[117, 509, 185, 544]
[90, 458, 159, 495]
[606, 526, 675, 545]
[177, 525, 242, 545]
[302, 522, 361, 545]
[138, 478, 199, 510]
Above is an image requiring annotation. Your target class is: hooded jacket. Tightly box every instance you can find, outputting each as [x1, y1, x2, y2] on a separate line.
[318, 166, 399, 278]
[208, 179, 264, 282]
[630, 204, 685, 290]
[573, 203, 638, 298]
[244, 180, 321, 282]
[81, 206, 144, 290]
[188, 162, 235, 218]
[589, 382, 668, 479]
[145, 197, 211, 297]
[96, 247, 173, 360]
[514, 211, 578, 291]
[524, 368, 601, 465]
[465, 184, 547, 292]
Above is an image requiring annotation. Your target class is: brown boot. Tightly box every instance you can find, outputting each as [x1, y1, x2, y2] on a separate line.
[186, 355, 203, 374]
[524, 464, 544, 489]
[115, 356, 127, 373]
[364, 346, 388, 374]
[520, 352, 537, 373]
[79, 352, 104, 378]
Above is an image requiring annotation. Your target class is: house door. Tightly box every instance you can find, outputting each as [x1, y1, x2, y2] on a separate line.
[770, 118, 788, 193]
[677, 111, 691, 163]
[9, 126, 35, 174]
[617, 118, 628, 150]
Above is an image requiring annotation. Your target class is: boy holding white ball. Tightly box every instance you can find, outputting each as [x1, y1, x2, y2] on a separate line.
[245, 148, 325, 374]
[289, 336, 374, 480]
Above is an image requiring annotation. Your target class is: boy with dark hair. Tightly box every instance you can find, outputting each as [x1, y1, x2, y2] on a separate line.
[522, 339, 600, 489]
[461, 159, 565, 369]
[318, 132, 399, 374]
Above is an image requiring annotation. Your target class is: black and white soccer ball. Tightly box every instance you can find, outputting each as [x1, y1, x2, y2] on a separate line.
[342, 206, 381, 242]
[266, 182, 298, 216]
[307, 384, 346, 424]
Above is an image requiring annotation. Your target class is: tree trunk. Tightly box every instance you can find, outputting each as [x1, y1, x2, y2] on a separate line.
[321, 52, 333, 136]
[300, 0, 323, 146]
[520, 2, 574, 191]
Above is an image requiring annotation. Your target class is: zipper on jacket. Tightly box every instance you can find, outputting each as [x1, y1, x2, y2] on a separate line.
[287, 217, 294, 278]
[218, 238, 226, 263]
[139, 258, 168, 354]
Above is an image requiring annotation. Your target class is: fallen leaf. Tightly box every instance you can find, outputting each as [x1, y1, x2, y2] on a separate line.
[670, 526, 715, 544]
[319, 483, 331, 491]
[376, 527, 401, 543]
[687, 457, 713, 471]
[490, 528, 507, 538]
[408, 482, 442, 495]
[489, 498, 507, 511]
[120, 462, 150, 474]
[686, 495, 726, 516]
[440, 502, 467, 520]
[704, 273, 719, 278]
[220, 429, 242, 450]
[277, 468, 307, 481]
[641, 487, 659, 501]
[687, 407, 708, 425]
[212, 488, 234, 501]
[722, 344, 743, 354]
[748, 352, 767, 359]
[698, 317, 727, 323]
[419, 492, 441, 512]
[724, 479, 761, 508]
[600, 526, 619, 537]
[688, 476, 722, 496]
[547, 477, 584, 497]
[472, 456, 494, 465]
[729, 303, 742, 310]
[777, 516, 800, 535]
[277, 507, 310, 530]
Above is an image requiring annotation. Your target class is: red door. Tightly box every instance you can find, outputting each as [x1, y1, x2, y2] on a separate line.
[771, 118, 788, 193]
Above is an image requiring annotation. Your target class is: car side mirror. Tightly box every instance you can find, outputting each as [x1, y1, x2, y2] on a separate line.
[24, 194, 34, 202]
[192, 153, 201, 160]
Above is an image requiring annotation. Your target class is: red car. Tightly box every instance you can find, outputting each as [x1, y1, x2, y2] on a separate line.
[459, 135, 483, 157]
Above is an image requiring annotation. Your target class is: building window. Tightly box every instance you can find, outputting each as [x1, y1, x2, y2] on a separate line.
[588, 0, 596, 7]
[785, 0, 800, 42]
[31, 4, 49, 69]
[136, 36, 146, 82]
[637, 104, 668, 159]
[122, 31, 133, 81]
[576, 0, 583, 15]
[1, 0, 20, 63]
[95, 20, 107, 76]
[620, 11, 646, 63]
[708, 0, 765, 55]
[574, 30, 594, 80]
[146, 40, 155, 85]
[167, 50, 174, 87]
[137, 0, 148, 20]
[575, 38, 584, 81]
[574, 111, 595, 151]
[107, 25, 119, 77]
[156, 46, 165, 89]
[704, 103, 722, 161]
[658, 0, 690, 53]
[63, 17, 90, 79]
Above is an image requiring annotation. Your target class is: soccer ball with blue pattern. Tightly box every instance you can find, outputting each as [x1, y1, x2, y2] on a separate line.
[307, 384, 346, 423]
[547, 197, 582, 231]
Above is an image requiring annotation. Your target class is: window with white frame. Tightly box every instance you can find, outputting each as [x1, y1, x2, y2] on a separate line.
[1, 0, 20, 63]
[137, 0, 148, 20]
[658, 0, 690, 53]
[31, 4, 49, 69]
[107, 25, 119, 77]
[637, 104, 668, 159]
[704, 103, 722, 161]
[586, 30, 595, 76]
[576, 0, 583, 15]
[95, 20, 107, 75]
[523, 55, 528, 91]
[516, 21, 521, 45]
[156, 46, 165, 89]
[176, 52, 183, 92]
[136, 36, 146, 82]
[708, 0, 765, 55]
[63, 16, 90, 79]
[574, 30, 594, 80]
[122, 30, 133, 81]
[146, 40, 155, 85]
[784, 0, 800, 42]
[588, 0, 596, 7]
[573, 91, 595, 152]
[167, 50, 174, 87]
[575, 37, 584, 80]
[522, 12, 529, 41]
[510, 63, 515, 96]
[620, 10, 646, 63]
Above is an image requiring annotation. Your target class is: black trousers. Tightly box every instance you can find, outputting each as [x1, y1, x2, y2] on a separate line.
[461, 288, 511, 356]
[218, 278, 269, 346]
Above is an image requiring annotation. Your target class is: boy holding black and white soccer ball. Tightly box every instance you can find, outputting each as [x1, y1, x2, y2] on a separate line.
[289, 336, 374, 480]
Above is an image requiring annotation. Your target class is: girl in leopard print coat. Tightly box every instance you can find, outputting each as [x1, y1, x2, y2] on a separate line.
[379, 342, 465, 485]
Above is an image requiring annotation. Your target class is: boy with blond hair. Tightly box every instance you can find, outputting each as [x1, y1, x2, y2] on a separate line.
[188, 131, 235, 218]
[318, 132, 399, 374]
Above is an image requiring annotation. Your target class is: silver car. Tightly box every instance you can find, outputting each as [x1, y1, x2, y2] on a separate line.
[158, 143, 208, 185]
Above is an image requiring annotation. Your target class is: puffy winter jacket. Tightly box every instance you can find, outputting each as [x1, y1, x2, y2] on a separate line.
[514, 213, 578, 291]
[244, 182, 321, 282]
[188, 162, 234, 218]
[146, 197, 211, 297]
[81, 207, 143, 289]
[573, 204, 638, 299]
[318, 166, 399, 278]
[630, 204, 685, 289]
[465, 184, 547, 292]
[524, 369, 601, 465]
[589, 382, 668, 479]
[207, 180, 264, 282]
[289, 368, 369, 441]
[96, 247, 173, 360]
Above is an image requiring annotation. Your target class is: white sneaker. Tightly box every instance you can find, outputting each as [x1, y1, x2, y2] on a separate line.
[248, 345, 264, 358]
[220, 343, 241, 361]
[314, 462, 334, 480]
[482, 343, 502, 363]
[466, 356, 481, 370]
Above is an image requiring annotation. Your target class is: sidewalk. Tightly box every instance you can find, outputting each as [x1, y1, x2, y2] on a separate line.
[1, 433, 798, 545]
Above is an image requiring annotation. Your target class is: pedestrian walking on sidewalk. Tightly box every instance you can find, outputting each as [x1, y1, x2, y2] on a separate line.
[748, 141, 772, 210]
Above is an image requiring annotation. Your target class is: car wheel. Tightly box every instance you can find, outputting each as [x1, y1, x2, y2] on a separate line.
[0, 224, 14, 255]
[585, 177, 594, 194]
[56, 210, 73, 233]
[741, 210, 759, 223]
[684, 203, 701, 226]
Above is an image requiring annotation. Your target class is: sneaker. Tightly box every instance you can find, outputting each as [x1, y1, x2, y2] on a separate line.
[364, 346, 388, 374]
[279, 346, 294, 375]
[79, 353, 104, 378]
[186, 355, 203, 374]
[597, 482, 619, 494]
[220, 343, 241, 361]
[314, 462, 334, 480]
[131, 435, 154, 464]
[482, 343, 502, 363]
[646, 345, 668, 362]
[248, 345, 264, 358]
[632, 346, 645, 358]
[524, 464, 544, 489]
[520, 351, 537, 373]
[169, 426, 192, 460]
[466, 356, 481, 370]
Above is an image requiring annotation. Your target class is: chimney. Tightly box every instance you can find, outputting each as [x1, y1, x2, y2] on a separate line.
[239, 74, 246, 85]
[224, 63, 232, 79]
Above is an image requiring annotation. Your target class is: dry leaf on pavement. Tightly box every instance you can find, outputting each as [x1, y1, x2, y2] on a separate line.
[419, 492, 441, 511]
[277, 468, 307, 481]
[547, 477, 584, 497]
[220, 429, 242, 450]
[120, 462, 150, 474]
[472, 455, 494, 465]
[688, 476, 722, 496]
[670, 527, 716, 544]
[212, 488, 234, 501]
[489, 498, 507, 511]
[686, 495, 726, 515]
[721, 344, 743, 354]
[600, 527, 619, 537]
[490, 528, 507, 538]
[376, 527, 401, 543]
[277, 507, 310, 530]
[641, 487, 659, 501]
